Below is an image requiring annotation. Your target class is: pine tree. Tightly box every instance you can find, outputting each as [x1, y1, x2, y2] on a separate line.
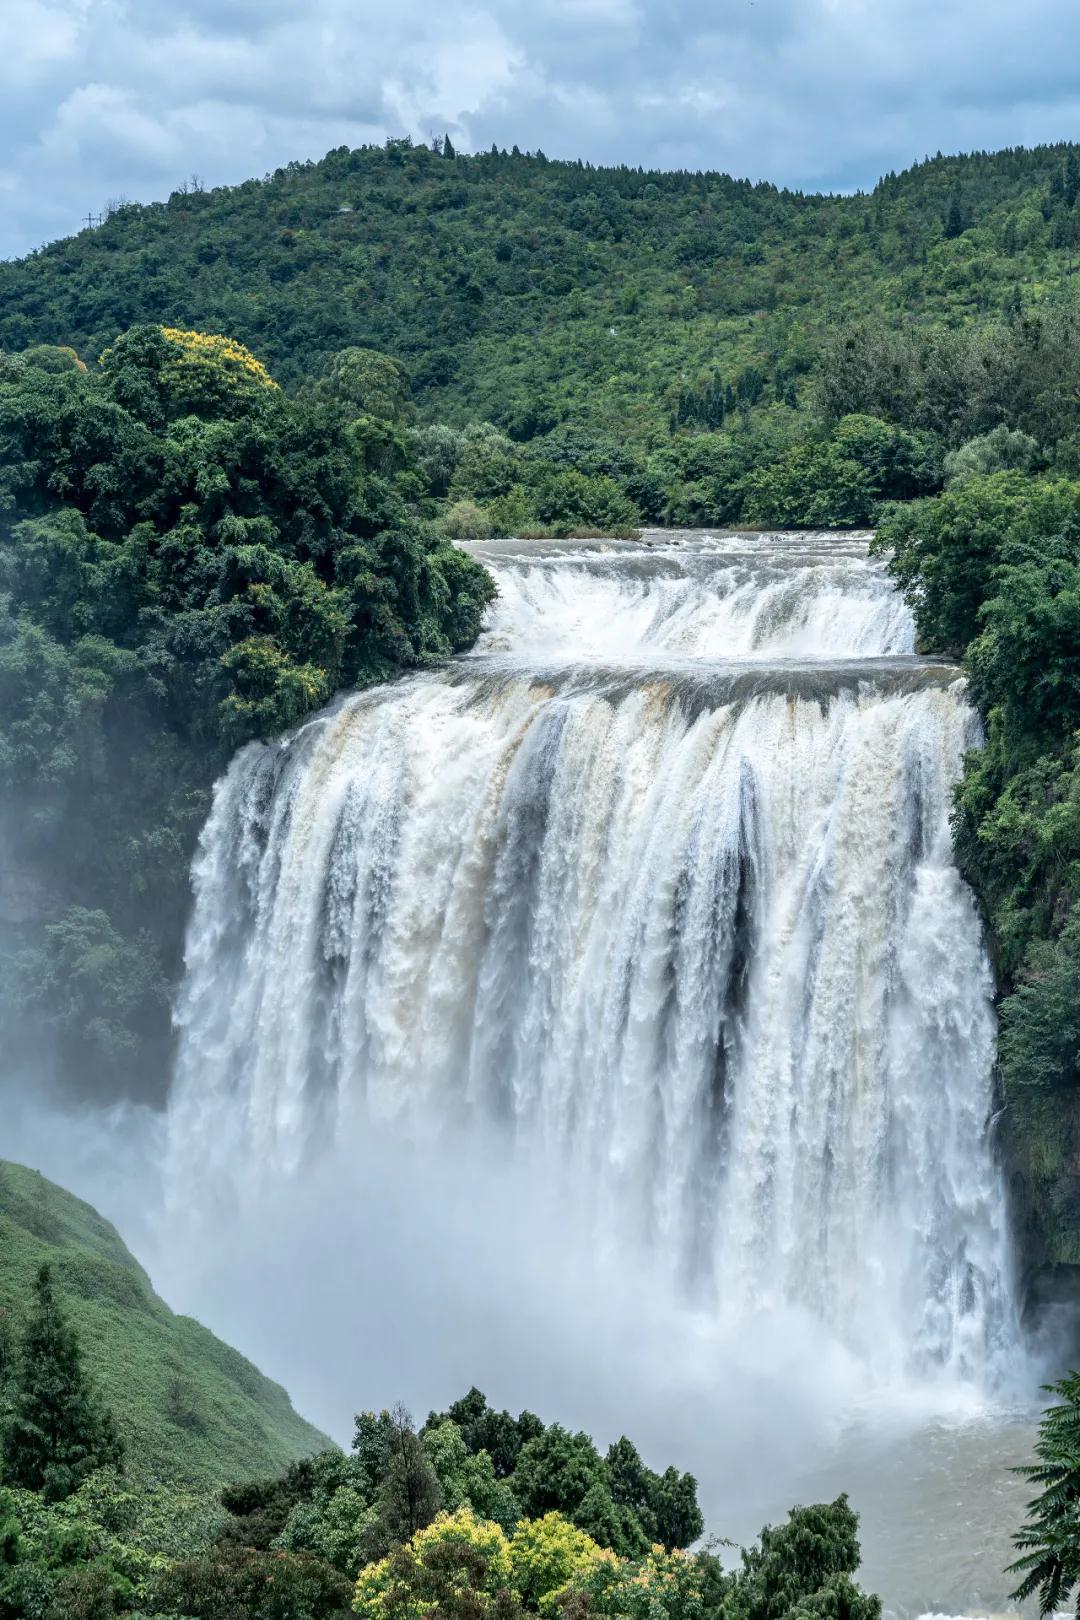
[1, 1264, 123, 1501]
[1065, 150, 1080, 209]
[443, 132, 456, 160]
[944, 190, 965, 239]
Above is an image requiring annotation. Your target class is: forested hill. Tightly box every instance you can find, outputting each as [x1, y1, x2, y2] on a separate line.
[3, 138, 1080, 442]
[0, 1161, 329, 1488]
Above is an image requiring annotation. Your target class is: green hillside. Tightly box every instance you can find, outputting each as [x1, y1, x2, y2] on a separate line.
[2, 139, 1080, 443]
[0, 1161, 329, 1490]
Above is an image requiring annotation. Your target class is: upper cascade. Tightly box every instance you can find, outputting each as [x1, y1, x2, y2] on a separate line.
[469, 532, 916, 665]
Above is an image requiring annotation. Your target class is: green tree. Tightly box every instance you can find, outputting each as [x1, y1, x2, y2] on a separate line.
[512, 1427, 606, 1525]
[724, 1497, 879, 1620]
[507, 1511, 606, 1613]
[2, 1265, 123, 1502]
[740, 442, 874, 529]
[154, 1545, 351, 1620]
[1010, 1374, 1080, 1614]
[305, 347, 410, 422]
[425, 1390, 543, 1481]
[363, 1405, 443, 1558]
[566, 1543, 704, 1620]
[423, 1421, 520, 1533]
[651, 1468, 704, 1554]
[944, 426, 1040, 486]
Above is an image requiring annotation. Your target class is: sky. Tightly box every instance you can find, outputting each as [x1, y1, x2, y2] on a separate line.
[3, 0, 1080, 259]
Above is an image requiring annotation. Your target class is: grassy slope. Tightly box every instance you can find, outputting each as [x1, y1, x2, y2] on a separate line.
[0, 1160, 329, 1490]
[2, 141, 1079, 441]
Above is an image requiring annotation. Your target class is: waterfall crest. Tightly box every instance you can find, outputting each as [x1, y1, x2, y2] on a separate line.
[167, 532, 1015, 1381]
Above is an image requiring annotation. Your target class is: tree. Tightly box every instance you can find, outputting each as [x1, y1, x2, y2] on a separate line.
[739, 442, 874, 529]
[423, 1420, 520, 1532]
[651, 1467, 704, 1553]
[566, 1544, 702, 1620]
[154, 1546, 351, 1620]
[2, 1264, 123, 1502]
[944, 426, 1040, 486]
[363, 1404, 443, 1557]
[425, 1389, 543, 1480]
[724, 1497, 879, 1620]
[354, 1508, 518, 1620]
[1009, 1374, 1080, 1614]
[304, 346, 410, 422]
[512, 1427, 606, 1523]
[507, 1512, 606, 1613]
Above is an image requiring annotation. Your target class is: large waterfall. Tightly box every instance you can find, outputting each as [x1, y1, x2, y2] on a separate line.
[167, 531, 1016, 1385]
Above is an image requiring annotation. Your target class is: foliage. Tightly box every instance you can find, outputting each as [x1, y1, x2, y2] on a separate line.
[561, 1543, 701, 1620]
[7, 139, 1080, 454]
[875, 472, 1080, 1262]
[719, 1497, 879, 1620]
[0, 327, 494, 1097]
[423, 1424, 519, 1534]
[0, 1468, 225, 1618]
[350, 1495, 877, 1620]
[364, 1408, 444, 1560]
[302, 348, 411, 423]
[422, 1394, 701, 1558]
[739, 415, 941, 529]
[152, 1545, 353, 1619]
[1, 1264, 123, 1502]
[1009, 1374, 1080, 1614]
[425, 1392, 543, 1482]
[507, 1514, 607, 1614]
[353, 1508, 515, 1620]
[943, 426, 1040, 486]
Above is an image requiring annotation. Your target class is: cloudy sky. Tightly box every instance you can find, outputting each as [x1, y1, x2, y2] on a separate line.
[4, 0, 1080, 260]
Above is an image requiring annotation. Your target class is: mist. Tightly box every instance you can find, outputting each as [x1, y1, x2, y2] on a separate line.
[1, 1073, 1045, 1614]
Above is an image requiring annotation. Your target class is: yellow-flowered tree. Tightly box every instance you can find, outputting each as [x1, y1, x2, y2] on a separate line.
[508, 1512, 610, 1614]
[354, 1508, 513, 1620]
[99, 323, 278, 424]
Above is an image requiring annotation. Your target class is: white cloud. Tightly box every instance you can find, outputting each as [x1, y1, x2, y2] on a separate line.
[3, 0, 1080, 258]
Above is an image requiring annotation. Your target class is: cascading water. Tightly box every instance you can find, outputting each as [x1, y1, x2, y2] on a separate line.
[167, 531, 1016, 1387]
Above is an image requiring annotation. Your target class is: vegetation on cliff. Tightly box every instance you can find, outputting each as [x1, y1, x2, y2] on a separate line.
[875, 471, 1080, 1266]
[0, 329, 494, 1099]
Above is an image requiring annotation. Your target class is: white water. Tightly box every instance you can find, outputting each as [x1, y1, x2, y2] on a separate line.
[167, 531, 1017, 1389]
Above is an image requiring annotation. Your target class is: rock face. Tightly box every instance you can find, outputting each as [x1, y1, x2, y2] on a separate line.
[1019, 1260, 1080, 1357]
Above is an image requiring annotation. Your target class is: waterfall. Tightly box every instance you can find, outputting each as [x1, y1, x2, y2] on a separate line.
[167, 532, 1016, 1383]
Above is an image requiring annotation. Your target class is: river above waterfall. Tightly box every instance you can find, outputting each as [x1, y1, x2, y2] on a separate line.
[161, 529, 1044, 1619]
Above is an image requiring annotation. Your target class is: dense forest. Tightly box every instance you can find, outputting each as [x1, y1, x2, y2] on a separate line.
[6, 137, 1080, 1270]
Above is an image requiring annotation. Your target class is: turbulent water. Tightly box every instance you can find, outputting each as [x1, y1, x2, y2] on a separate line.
[168, 530, 1016, 1386]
